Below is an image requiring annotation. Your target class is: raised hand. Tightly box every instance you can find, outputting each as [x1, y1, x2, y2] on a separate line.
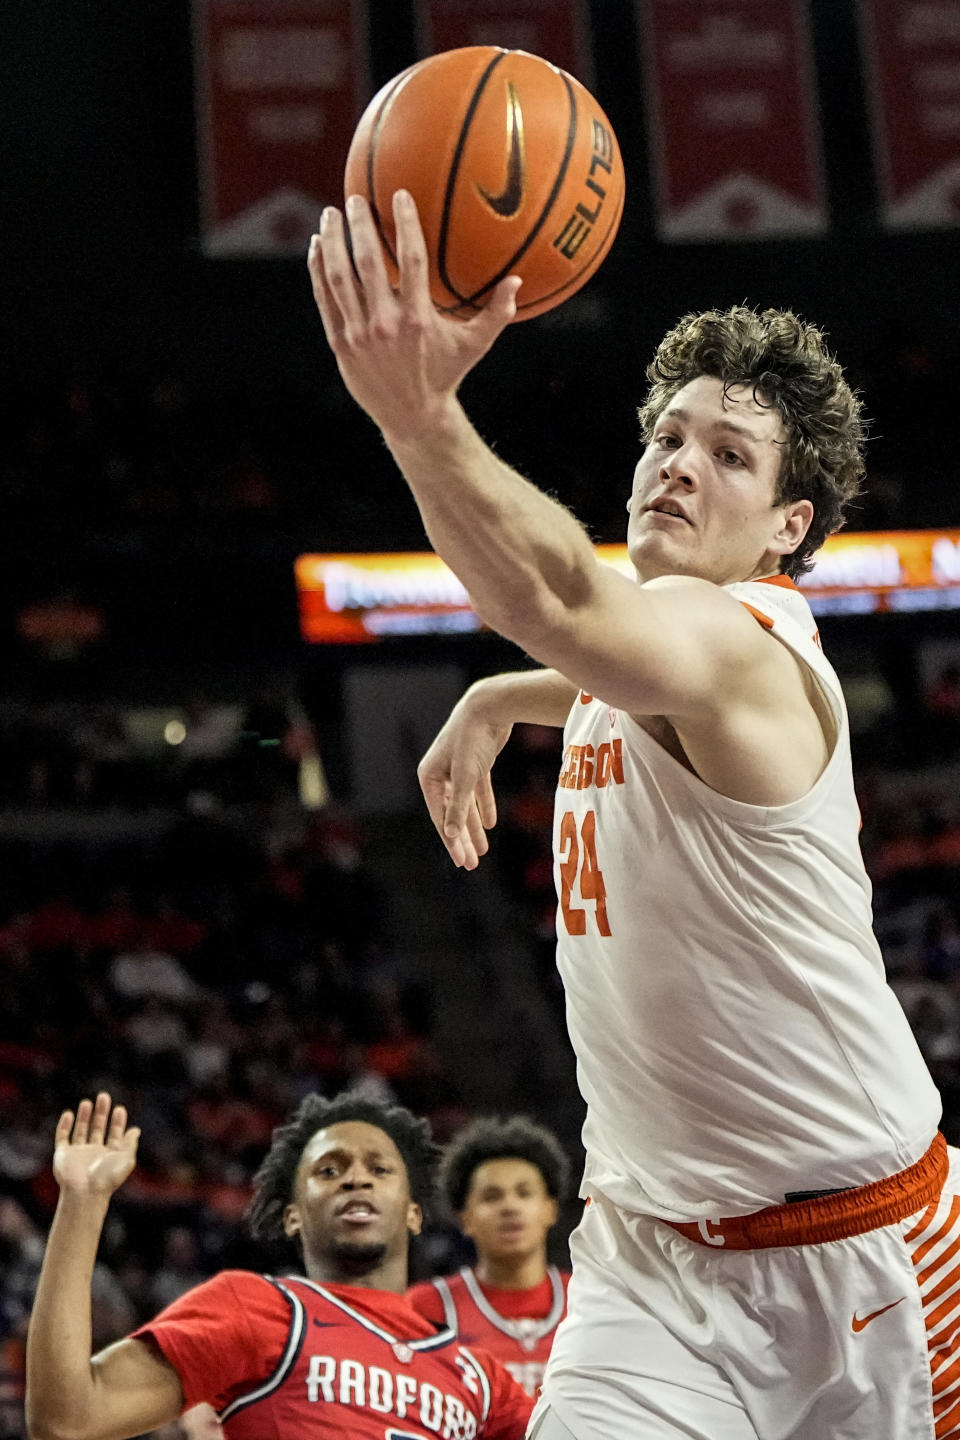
[418, 693, 513, 869]
[53, 1092, 140, 1199]
[308, 190, 521, 443]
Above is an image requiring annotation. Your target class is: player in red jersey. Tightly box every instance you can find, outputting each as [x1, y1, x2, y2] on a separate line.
[408, 1118, 570, 1397]
[25, 1090, 534, 1440]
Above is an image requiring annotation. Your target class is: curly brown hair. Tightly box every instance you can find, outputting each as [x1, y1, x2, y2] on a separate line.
[637, 306, 866, 577]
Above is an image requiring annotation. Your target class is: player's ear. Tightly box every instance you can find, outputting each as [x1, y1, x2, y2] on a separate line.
[544, 1195, 559, 1228]
[773, 497, 813, 556]
[283, 1202, 302, 1239]
[407, 1201, 423, 1236]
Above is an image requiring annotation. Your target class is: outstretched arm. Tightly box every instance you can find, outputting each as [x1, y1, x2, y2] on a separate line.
[26, 1095, 184, 1440]
[310, 196, 774, 724]
[418, 669, 577, 868]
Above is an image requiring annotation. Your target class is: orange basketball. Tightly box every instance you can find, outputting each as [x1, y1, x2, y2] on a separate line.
[344, 47, 625, 322]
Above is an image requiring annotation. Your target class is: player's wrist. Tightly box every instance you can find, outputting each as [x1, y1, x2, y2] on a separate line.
[462, 674, 518, 727]
[382, 395, 472, 459]
[54, 1184, 114, 1216]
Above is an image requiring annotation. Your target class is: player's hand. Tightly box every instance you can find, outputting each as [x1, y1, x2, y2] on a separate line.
[308, 191, 521, 443]
[53, 1093, 140, 1199]
[418, 692, 512, 869]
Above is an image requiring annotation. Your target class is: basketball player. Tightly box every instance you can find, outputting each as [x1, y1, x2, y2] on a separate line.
[408, 1118, 570, 1395]
[25, 1090, 533, 1440]
[306, 191, 959, 1440]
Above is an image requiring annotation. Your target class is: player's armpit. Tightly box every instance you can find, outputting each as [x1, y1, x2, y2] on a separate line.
[82, 1337, 186, 1440]
[529, 570, 774, 722]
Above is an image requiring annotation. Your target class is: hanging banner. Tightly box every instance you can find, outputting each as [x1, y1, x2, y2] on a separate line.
[859, 0, 960, 230]
[193, 0, 368, 256]
[640, 0, 827, 240]
[415, 0, 592, 83]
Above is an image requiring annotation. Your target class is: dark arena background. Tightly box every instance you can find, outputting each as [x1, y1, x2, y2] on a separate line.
[3, 2, 960, 1435]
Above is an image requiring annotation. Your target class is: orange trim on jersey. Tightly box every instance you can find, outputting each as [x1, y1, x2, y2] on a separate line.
[739, 602, 775, 631]
[664, 1134, 947, 1251]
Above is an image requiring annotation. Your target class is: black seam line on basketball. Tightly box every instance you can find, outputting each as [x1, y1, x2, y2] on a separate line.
[445, 183, 622, 319]
[367, 71, 411, 271]
[436, 180, 620, 317]
[458, 69, 580, 309]
[513, 182, 624, 312]
[437, 50, 509, 306]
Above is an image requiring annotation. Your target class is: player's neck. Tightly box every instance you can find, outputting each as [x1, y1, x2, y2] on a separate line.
[305, 1255, 408, 1294]
[474, 1250, 548, 1291]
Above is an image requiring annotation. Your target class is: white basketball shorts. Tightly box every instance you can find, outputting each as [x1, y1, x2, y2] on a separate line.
[529, 1134, 960, 1440]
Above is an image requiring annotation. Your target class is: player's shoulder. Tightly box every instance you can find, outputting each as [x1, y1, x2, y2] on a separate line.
[638, 573, 775, 673]
[405, 1276, 449, 1324]
[641, 573, 764, 626]
[210, 1268, 301, 1316]
[406, 1276, 444, 1301]
[170, 1267, 272, 1300]
[215, 1267, 279, 1294]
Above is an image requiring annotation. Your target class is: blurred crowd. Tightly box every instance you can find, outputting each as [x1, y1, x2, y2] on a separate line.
[0, 788, 466, 1440]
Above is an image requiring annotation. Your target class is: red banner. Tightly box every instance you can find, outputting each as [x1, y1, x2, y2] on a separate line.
[859, 0, 960, 230]
[415, 0, 592, 83]
[193, 0, 368, 256]
[640, 0, 827, 240]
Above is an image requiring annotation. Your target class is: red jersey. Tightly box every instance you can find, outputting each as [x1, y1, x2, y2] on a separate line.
[134, 1268, 533, 1440]
[406, 1267, 569, 1396]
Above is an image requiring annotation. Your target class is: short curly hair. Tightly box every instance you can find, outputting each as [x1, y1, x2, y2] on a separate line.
[440, 1116, 571, 1214]
[246, 1091, 441, 1244]
[637, 305, 866, 578]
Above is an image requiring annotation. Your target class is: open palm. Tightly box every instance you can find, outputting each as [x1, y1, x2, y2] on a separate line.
[53, 1092, 140, 1197]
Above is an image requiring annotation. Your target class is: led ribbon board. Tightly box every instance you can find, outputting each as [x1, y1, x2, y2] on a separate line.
[296, 530, 960, 642]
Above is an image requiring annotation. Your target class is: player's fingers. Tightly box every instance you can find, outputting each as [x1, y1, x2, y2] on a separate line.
[55, 1110, 75, 1147]
[308, 234, 346, 348]
[107, 1104, 128, 1146]
[88, 1092, 112, 1146]
[72, 1097, 93, 1144]
[476, 771, 498, 830]
[468, 276, 521, 349]
[464, 802, 489, 858]
[123, 1126, 141, 1156]
[417, 768, 449, 834]
[345, 194, 397, 324]
[393, 190, 433, 319]
[442, 788, 471, 839]
[318, 207, 368, 335]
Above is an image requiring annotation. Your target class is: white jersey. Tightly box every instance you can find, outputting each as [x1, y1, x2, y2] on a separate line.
[553, 574, 940, 1220]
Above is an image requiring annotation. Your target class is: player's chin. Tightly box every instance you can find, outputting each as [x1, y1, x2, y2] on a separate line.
[491, 1228, 533, 1252]
[328, 1236, 389, 1271]
[629, 531, 694, 580]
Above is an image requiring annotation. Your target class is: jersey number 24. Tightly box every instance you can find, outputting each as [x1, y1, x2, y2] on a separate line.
[558, 809, 611, 936]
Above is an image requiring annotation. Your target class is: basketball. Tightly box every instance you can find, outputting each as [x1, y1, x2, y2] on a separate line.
[344, 47, 625, 322]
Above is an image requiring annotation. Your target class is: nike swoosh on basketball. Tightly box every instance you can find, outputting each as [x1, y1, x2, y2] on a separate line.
[477, 81, 525, 218]
[851, 1297, 906, 1332]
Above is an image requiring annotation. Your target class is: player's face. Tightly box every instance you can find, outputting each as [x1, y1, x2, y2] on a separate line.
[283, 1121, 422, 1276]
[626, 375, 813, 586]
[460, 1158, 557, 1263]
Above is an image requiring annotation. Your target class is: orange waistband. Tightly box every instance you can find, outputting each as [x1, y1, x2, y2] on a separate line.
[664, 1133, 948, 1251]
